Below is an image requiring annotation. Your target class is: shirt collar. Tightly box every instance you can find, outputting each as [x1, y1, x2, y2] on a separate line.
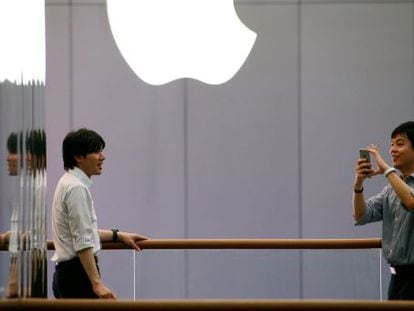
[69, 167, 93, 188]
[402, 172, 414, 183]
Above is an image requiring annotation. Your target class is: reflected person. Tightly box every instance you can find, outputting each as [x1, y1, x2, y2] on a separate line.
[52, 128, 148, 299]
[6, 132, 19, 176]
[26, 129, 48, 298]
[353, 121, 414, 300]
[4, 132, 19, 298]
[0, 132, 18, 248]
[3, 131, 47, 298]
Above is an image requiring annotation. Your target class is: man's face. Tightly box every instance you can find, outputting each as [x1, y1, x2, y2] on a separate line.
[390, 134, 414, 171]
[7, 153, 18, 176]
[75, 150, 105, 178]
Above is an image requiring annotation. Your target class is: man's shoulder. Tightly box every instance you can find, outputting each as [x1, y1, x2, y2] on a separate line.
[57, 172, 87, 190]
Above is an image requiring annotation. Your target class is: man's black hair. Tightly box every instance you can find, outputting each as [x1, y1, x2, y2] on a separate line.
[26, 129, 46, 157]
[63, 128, 105, 170]
[391, 121, 414, 149]
[7, 132, 18, 154]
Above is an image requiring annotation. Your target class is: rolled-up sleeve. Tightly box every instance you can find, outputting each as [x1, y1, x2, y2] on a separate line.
[401, 187, 414, 212]
[355, 187, 387, 226]
[65, 185, 96, 252]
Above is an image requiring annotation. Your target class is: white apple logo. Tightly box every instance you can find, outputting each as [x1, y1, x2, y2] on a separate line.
[0, 0, 45, 84]
[106, 0, 256, 85]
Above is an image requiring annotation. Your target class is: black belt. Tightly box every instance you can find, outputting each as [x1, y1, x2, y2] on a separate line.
[56, 256, 98, 271]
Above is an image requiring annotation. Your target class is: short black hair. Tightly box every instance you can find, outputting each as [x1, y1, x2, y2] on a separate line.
[391, 121, 414, 149]
[26, 129, 46, 157]
[63, 128, 105, 170]
[7, 132, 18, 154]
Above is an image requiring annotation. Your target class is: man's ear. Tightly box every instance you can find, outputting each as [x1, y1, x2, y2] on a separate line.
[74, 155, 84, 164]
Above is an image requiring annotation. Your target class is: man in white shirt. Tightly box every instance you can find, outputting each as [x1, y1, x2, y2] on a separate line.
[52, 128, 147, 299]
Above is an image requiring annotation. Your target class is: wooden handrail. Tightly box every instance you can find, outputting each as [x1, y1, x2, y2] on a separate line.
[0, 238, 382, 251]
[2, 299, 414, 311]
[138, 238, 381, 249]
[0, 241, 391, 310]
[100, 238, 382, 250]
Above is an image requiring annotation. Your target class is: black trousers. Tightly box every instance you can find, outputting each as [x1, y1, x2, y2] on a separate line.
[53, 256, 99, 299]
[388, 265, 414, 300]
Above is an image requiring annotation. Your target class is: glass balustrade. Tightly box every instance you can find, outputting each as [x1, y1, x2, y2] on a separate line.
[0, 0, 46, 298]
[80, 246, 384, 300]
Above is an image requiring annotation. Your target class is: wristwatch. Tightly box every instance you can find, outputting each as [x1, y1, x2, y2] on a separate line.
[111, 228, 119, 242]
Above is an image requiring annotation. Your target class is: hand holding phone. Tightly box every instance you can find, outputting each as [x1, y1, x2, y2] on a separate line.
[359, 149, 371, 163]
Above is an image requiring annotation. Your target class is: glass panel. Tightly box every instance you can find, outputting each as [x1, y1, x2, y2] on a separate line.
[98, 249, 137, 299]
[187, 250, 301, 298]
[0, 83, 47, 299]
[0, 252, 8, 297]
[134, 250, 187, 299]
[130, 248, 383, 299]
[0, 81, 23, 299]
[302, 249, 381, 299]
[0, 0, 46, 299]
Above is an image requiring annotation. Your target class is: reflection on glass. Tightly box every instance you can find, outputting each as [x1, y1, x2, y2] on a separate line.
[0, 87, 47, 298]
[6, 133, 19, 177]
[26, 129, 47, 298]
[0, 0, 46, 299]
[5, 131, 19, 298]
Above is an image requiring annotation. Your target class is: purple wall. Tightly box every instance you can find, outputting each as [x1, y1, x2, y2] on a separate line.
[44, 0, 413, 299]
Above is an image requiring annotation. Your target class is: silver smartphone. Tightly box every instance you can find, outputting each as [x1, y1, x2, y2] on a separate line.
[359, 149, 371, 163]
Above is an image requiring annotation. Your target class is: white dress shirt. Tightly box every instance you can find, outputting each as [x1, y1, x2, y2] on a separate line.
[51, 167, 100, 262]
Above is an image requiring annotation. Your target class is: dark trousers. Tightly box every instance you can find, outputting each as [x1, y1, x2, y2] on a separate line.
[388, 265, 414, 300]
[53, 256, 99, 299]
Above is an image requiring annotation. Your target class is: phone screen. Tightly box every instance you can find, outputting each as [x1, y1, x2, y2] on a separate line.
[359, 149, 371, 163]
